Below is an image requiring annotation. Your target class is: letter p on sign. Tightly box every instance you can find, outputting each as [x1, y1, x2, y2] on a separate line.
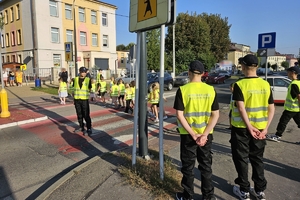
[258, 32, 276, 49]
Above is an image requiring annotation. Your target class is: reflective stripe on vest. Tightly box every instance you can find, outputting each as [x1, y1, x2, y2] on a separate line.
[177, 82, 215, 135]
[100, 81, 107, 92]
[60, 82, 67, 92]
[111, 85, 119, 97]
[231, 78, 270, 129]
[284, 80, 300, 112]
[73, 77, 90, 100]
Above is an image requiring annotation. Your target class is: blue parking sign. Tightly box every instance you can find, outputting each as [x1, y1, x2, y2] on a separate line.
[65, 43, 71, 52]
[258, 32, 276, 49]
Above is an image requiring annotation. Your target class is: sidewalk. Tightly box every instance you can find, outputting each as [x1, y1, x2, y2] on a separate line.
[1, 84, 300, 200]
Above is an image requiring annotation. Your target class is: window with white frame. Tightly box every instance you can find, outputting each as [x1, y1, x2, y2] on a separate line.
[65, 4, 72, 19]
[49, 0, 58, 17]
[6, 55, 10, 62]
[16, 4, 20, 20]
[103, 34, 108, 47]
[79, 7, 85, 22]
[10, 7, 14, 22]
[66, 29, 73, 42]
[12, 55, 16, 62]
[51, 27, 59, 43]
[92, 33, 98, 46]
[91, 10, 97, 24]
[102, 13, 107, 26]
[80, 31, 87, 45]
[5, 10, 8, 24]
[53, 54, 61, 67]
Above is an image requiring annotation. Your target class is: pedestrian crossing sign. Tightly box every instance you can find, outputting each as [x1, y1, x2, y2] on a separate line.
[65, 42, 73, 62]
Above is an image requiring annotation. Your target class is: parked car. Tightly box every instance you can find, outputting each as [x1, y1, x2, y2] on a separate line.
[206, 73, 226, 84]
[174, 71, 189, 86]
[261, 75, 291, 103]
[218, 70, 231, 78]
[201, 71, 209, 82]
[147, 72, 174, 91]
[116, 74, 135, 84]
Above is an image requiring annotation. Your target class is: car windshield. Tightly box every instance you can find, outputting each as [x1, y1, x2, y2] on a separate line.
[147, 73, 157, 79]
[178, 72, 188, 76]
[209, 73, 219, 77]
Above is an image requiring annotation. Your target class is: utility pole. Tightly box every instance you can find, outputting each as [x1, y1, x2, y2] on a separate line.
[73, 0, 78, 76]
[172, 24, 175, 78]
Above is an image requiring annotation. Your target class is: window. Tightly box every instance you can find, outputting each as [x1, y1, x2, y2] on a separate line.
[51, 27, 59, 43]
[65, 4, 72, 19]
[102, 13, 107, 26]
[102, 35, 108, 47]
[17, 29, 22, 45]
[92, 33, 98, 46]
[91, 10, 97, 24]
[6, 55, 10, 62]
[1, 34, 4, 48]
[274, 78, 290, 87]
[18, 55, 22, 63]
[5, 33, 9, 47]
[11, 31, 15, 46]
[16, 4, 20, 20]
[49, 0, 58, 17]
[5, 10, 8, 24]
[66, 29, 73, 42]
[2, 56, 4, 63]
[10, 7, 14, 22]
[80, 31, 86, 45]
[79, 7, 85, 22]
[12, 55, 16, 62]
[53, 54, 61, 67]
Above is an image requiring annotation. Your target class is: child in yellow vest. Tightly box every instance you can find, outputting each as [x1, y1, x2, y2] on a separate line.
[58, 78, 68, 104]
[110, 80, 119, 109]
[90, 78, 97, 103]
[150, 83, 159, 122]
[124, 83, 133, 114]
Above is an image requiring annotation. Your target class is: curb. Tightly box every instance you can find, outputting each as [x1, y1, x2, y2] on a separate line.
[0, 116, 48, 130]
[36, 155, 101, 200]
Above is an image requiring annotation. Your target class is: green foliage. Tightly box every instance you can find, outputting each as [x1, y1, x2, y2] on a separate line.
[281, 61, 289, 69]
[165, 12, 231, 73]
[116, 44, 126, 51]
[146, 29, 161, 71]
[126, 42, 135, 50]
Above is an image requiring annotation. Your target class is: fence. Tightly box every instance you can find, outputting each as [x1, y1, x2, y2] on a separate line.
[23, 68, 52, 83]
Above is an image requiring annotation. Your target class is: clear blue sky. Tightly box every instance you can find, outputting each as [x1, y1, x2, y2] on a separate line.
[106, 0, 300, 56]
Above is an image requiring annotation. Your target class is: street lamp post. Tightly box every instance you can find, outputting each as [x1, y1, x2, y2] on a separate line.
[73, 0, 78, 76]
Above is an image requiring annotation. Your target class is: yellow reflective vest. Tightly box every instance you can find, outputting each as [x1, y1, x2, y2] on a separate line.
[59, 82, 67, 92]
[125, 88, 133, 100]
[231, 78, 270, 129]
[100, 81, 107, 92]
[119, 83, 125, 95]
[284, 80, 300, 112]
[177, 82, 215, 135]
[111, 84, 119, 97]
[149, 89, 159, 104]
[73, 77, 90, 100]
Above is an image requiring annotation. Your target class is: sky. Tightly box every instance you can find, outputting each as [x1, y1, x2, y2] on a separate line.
[106, 0, 300, 56]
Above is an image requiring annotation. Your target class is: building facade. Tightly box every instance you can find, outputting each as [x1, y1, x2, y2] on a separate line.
[0, 0, 117, 80]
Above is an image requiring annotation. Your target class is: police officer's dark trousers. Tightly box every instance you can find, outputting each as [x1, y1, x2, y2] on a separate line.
[74, 99, 91, 129]
[180, 134, 214, 199]
[230, 126, 267, 193]
[276, 110, 300, 137]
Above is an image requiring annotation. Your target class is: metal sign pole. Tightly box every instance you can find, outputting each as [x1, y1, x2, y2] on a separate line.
[159, 25, 165, 180]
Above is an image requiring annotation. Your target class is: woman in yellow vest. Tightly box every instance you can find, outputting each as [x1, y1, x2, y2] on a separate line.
[267, 66, 300, 142]
[58, 78, 68, 104]
[174, 60, 219, 200]
[231, 55, 275, 200]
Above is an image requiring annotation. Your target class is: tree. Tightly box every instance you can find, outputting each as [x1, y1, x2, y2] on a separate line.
[126, 42, 135, 50]
[146, 29, 161, 71]
[116, 44, 126, 51]
[281, 61, 289, 69]
[200, 13, 231, 62]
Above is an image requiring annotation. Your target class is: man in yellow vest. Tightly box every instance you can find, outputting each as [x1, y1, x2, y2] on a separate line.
[174, 60, 219, 200]
[267, 66, 300, 142]
[231, 54, 275, 200]
[72, 67, 93, 136]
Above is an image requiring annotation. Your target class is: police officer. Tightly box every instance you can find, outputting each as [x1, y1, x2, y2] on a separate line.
[72, 67, 92, 136]
[231, 54, 275, 200]
[267, 66, 300, 142]
[174, 60, 219, 200]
